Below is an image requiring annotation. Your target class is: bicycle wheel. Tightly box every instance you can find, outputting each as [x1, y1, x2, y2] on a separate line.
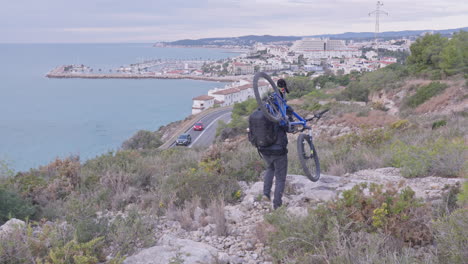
[297, 133, 320, 182]
[253, 72, 285, 123]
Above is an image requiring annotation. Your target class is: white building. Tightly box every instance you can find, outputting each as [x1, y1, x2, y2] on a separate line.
[192, 95, 215, 114]
[191, 81, 272, 113]
[267, 46, 289, 57]
[231, 62, 255, 75]
[291, 38, 361, 59]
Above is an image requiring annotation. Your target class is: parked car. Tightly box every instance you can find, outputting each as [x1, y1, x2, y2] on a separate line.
[176, 134, 192, 146]
[193, 122, 204, 131]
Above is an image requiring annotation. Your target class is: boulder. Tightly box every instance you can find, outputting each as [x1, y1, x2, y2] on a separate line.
[0, 218, 25, 238]
[124, 234, 220, 264]
[224, 205, 245, 224]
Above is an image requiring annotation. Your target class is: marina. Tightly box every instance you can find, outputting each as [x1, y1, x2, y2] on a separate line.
[46, 65, 248, 82]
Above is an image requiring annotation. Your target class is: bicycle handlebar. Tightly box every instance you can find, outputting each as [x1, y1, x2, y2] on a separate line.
[316, 109, 329, 117]
[306, 109, 330, 121]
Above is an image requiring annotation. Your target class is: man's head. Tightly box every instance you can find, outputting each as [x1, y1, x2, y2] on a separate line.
[277, 79, 289, 94]
[277, 79, 287, 89]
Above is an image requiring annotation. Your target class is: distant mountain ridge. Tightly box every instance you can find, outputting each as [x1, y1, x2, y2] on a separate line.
[158, 27, 468, 47]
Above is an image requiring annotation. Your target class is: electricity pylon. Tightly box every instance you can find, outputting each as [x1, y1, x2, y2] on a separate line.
[369, 1, 388, 59]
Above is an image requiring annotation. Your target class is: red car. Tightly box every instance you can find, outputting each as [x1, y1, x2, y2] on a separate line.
[193, 122, 204, 131]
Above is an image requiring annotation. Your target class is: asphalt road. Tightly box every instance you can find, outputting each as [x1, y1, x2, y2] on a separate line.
[170, 108, 232, 148]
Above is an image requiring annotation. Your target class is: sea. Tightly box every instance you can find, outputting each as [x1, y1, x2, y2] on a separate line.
[0, 44, 239, 172]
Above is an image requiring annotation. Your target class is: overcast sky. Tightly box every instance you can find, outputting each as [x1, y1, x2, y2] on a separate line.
[1, 0, 467, 43]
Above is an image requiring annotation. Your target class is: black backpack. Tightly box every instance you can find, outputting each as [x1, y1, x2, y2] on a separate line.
[248, 109, 278, 148]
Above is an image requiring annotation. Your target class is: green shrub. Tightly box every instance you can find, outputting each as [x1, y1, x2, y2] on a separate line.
[122, 130, 162, 150]
[164, 158, 240, 207]
[0, 160, 14, 179]
[221, 146, 264, 182]
[0, 221, 76, 264]
[457, 182, 468, 208]
[337, 82, 369, 102]
[432, 119, 447, 130]
[0, 187, 36, 224]
[390, 140, 433, 177]
[404, 82, 448, 108]
[389, 138, 467, 178]
[216, 99, 255, 140]
[107, 209, 155, 255]
[433, 209, 468, 264]
[64, 195, 108, 243]
[285, 76, 315, 99]
[231, 98, 257, 117]
[46, 237, 106, 264]
[10, 171, 47, 199]
[82, 150, 141, 177]
[390, 119, 410, 130]
[430, 137, 468, 177]
[264, 184, 431, 263]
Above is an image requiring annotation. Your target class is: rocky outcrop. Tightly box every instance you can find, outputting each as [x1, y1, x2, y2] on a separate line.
[124, 168, 464, 264]
[0, 218, 25, 239]
[123, 234, 220, 264]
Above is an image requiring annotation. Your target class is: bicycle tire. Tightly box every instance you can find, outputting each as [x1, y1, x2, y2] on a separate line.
[253, 72, 285, 123]
[297, 133, 321, 182]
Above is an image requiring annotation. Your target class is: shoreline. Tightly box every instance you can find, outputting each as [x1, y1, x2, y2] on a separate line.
[46, 68, 251, 82]
[153, 44, 250, 53]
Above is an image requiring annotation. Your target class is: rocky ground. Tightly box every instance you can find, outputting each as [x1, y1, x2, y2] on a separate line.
[121, 167, 463, 264]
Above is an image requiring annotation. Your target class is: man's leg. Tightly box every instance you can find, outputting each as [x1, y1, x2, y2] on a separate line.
[273, 154, 288, 209]
[263, 155, 275, 199]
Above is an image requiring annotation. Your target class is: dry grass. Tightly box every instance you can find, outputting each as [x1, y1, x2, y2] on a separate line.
[333, 110, 398, 128]
[415, 80, 468, 114]
[208, 199, 228, 236]
[167, 198, 203, 231]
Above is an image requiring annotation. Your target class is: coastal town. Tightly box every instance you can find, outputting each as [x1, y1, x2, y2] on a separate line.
[188, 37, 409, 114]
[46, 36, 411, 114]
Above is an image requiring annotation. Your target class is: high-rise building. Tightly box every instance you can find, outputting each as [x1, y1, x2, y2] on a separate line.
[290, 38, 359, 59]
[291, 38, 346, 52]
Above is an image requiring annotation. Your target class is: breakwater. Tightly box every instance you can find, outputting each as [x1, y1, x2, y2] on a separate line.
[46, 66, 249, 82]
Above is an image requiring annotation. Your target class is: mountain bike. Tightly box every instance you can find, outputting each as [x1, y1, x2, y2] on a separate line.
[253, 72, 329, 182]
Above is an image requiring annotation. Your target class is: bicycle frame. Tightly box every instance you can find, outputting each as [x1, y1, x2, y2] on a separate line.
[265, 92, 314, 137]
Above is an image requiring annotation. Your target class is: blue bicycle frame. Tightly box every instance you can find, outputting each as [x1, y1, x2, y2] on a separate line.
[265, 92, 310, 130]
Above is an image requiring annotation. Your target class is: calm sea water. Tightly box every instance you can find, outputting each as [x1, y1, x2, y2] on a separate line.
[0, 44, 237, 172]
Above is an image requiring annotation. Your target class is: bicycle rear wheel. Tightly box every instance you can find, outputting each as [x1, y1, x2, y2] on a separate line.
[297, 133, 320, 182]
[253, 72, 285, 123]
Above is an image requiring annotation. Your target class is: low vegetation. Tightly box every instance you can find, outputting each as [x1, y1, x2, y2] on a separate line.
[264, 183, 468, 263]
[122, 130, 163, 150]
[0, 140, 261, 262]
[404, 81, 449, 108]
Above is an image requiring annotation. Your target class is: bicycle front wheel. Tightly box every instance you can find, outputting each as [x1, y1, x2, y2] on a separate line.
[297, 133, 320, 182]
[253, 72, 285, 123]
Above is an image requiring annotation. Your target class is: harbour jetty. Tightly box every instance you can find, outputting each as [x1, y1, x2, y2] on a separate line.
[46, 66, 248, 82]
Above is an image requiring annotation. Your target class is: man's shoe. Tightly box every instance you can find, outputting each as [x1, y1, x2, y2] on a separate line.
[262, 195, 271, 202]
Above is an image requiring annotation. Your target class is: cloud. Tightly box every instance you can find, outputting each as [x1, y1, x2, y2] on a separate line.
[1, 0, 467, 42]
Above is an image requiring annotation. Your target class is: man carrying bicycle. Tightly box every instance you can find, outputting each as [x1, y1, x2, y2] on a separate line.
[249, 78, 292, 210]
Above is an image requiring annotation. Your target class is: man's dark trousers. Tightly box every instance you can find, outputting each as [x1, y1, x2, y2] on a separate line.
[262, 153, 288, 209]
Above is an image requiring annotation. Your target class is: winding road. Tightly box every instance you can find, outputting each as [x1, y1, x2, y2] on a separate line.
[169, 108, 232, 148]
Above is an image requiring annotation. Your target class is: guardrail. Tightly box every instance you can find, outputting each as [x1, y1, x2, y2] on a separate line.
[159, 106, 233, 149]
